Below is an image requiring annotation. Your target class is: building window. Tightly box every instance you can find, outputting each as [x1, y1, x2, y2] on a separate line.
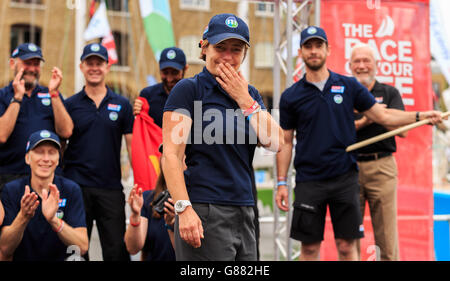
[254, 42, 273, 68]
[105, 0, 128, 12]
[10, 24, 42, 55]
[180, 0, 210, 11]
[179, 35, 203, 64]
[11, 0, 43, 3]
[109, 31, 128, 66]
[255, 2, 274, 17]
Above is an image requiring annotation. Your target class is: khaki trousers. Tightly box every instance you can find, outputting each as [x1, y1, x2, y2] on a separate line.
[358, 155, 399, 261]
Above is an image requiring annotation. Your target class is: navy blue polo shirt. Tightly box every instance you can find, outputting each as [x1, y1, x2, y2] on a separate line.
[164, 67, 265, 206]
[139, 83, 168, 128]
[63, 87, 134, 190]
[279, 70, 376, 182]
[140, 190, 175, 261]
[0, 175, 86, 261]
[0, 82, 61, 175]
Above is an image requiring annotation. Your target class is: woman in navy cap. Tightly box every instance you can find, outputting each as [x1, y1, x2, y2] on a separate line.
[162, 13, 283, 261]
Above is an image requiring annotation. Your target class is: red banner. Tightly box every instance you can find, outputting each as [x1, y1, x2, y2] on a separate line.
[321, 0, 433, 260]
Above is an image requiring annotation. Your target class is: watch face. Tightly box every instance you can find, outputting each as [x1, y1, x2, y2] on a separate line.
[175, 201, 183, 211]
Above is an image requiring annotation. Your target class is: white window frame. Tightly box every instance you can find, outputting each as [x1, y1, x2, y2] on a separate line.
[255, 2, 274, 18]
[254, 42, 274, 69]
[10, 0, 45, 10]
[179, 0, 210, 11]
[178, 35, 204, 65]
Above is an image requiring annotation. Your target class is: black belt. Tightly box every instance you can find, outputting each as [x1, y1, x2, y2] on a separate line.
[357, 152, 392, 162]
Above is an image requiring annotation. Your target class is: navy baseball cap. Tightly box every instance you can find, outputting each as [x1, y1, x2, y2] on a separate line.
[11, 43, 44, 62]
[300, 26, 328, 46]
[203, 13, 250, 46]
[80, 43, 109, 62]
[159, 47, 186, 71]
[26, 130, 61, 153]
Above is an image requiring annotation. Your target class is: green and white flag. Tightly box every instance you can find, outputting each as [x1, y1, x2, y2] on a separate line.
[139, 0, 175, 61]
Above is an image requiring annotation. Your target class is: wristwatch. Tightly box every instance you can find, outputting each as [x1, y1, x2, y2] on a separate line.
[10, 97, 22, 105]
[174, 200, 192, 215]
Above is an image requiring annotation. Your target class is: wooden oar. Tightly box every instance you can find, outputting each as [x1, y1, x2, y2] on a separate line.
[346, 111, 450, 152]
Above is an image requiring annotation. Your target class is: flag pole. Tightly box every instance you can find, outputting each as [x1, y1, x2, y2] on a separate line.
[74, 0, 86, 93]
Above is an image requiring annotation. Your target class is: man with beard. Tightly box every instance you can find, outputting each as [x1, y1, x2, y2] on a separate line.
[133, 47, 188, 126]
[350, 43, 405, 261]
[63, 43, 134, 261]
[275, 26, 443, 260]
[0, 43, 73, 194]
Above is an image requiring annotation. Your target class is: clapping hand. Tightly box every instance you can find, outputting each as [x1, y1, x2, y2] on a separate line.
[19, 185, 39, 220]
[128, 184, 143, 215]
[41, 183, 60, 224]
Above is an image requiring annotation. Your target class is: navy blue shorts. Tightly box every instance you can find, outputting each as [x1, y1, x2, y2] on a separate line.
[290, 169, 364, 243]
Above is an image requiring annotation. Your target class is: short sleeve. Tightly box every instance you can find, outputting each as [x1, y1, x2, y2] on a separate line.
[121, 99, 134, 135]
[164, 78, 196, 118]
[63, 96, 73, 114]
[249, 86, 266, 110]
[64, 182, 86, 228]
[0, 184, 20, 227]
[279, 91, 296, 130]
[0, 89, 10, 117]
[387, 87, 405, 111]
[353, 79, 376, 112]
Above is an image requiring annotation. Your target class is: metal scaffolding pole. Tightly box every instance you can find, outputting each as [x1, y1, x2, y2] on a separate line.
[272, 0, 319, 261]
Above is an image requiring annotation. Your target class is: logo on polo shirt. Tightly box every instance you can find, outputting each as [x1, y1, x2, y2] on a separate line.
[38, 92, 51, 106]
[331, 85, 345, 93]
[59, 198, 67, 207]
[167, 50, 176, 60]
[109, 111, 118, 121]
[334, 94, 343, 104]
[56, 198, 66, 219]
[56, 210, 64, 219]
[107, 103, 121, 112]
[225, 16, 238, 28]
[37, 93, 50, 98]
[375, 97, 384, 103]
[41, 98, 51, 106]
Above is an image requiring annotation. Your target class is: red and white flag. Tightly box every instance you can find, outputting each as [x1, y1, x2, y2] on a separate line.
[83, 0, 118, 65]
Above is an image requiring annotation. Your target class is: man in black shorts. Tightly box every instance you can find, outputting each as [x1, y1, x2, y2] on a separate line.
[275, 26, 443, 260]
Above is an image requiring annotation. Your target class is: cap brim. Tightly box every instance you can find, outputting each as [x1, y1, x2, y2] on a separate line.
[208, 33, 250, 46]
[301, 36, 327, 46]
[19, 54, 45, 62]
[159, 61, 184, 71]
[28, 138, 61, 152]
[81, 53, 108, 62]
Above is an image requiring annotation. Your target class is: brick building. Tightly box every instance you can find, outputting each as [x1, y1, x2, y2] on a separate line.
[0, 0, 285, 107]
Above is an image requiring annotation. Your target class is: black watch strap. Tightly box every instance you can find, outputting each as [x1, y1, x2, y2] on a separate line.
[10, 97, 22, 105]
